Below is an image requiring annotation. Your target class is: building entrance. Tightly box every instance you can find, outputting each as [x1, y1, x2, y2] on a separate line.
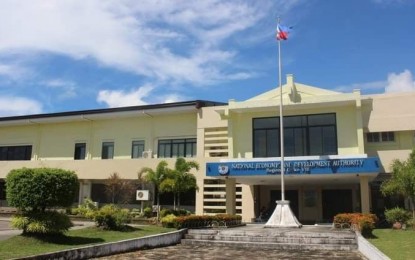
[322, 189, 353, 222]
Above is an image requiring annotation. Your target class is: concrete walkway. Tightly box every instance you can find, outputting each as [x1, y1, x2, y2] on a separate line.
[0, 219, 367, 259]
[96, 225, 366, 260]
[95, 244, 366, 259]
[0, 217, 95, 241]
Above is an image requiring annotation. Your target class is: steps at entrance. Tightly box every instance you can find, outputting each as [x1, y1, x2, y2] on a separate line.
[181, 225, 358, 251]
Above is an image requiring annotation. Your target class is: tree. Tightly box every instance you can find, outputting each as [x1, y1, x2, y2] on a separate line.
[6, 168, 79, 212]
[105, 172, 136, 204]
[6, 168, 79, 235]
[381, 148, 415, 220]
[138, 161, 169, 219]
[159, 158, 199, 210]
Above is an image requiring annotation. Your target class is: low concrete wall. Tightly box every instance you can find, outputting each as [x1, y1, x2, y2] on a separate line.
[356, 232, 390, 260]
[16, 229, 187, 260]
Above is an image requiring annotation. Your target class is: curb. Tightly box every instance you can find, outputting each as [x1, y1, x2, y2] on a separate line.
[356, 231, 391, 260]
[14, 229, 187, 260]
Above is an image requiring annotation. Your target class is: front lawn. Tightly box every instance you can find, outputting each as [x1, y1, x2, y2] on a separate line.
[368, 229, 415, 260]
[0, 225, 175, 259]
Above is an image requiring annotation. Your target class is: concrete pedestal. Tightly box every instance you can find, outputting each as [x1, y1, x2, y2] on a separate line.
[264, 200, 302, 228]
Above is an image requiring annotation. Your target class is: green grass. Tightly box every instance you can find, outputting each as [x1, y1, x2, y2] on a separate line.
[0, 225, 175, 259]
[368, 229, 415, 260]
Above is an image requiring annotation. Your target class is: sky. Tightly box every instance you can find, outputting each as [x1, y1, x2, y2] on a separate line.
[0, 0, 414, 117]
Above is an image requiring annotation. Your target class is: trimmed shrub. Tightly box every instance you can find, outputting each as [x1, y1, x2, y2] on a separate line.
[93, 204, 131, 230]
[174, 214, 242, 229]
[6, 168, 79, 212]
[333, 213, 378, 237]
[143, 207, 153, 218]
[160, 208, 191, 218]
[161, 214, 177, 228]
[11, 211, 73, 235]
[76, 198, 98, 219]
[385, 207, 411, 225]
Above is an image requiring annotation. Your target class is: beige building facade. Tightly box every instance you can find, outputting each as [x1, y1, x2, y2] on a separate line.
[0, 75, 414, 223]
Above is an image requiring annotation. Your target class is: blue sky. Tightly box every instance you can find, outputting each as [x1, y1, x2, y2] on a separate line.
[0, 0, 414, 116]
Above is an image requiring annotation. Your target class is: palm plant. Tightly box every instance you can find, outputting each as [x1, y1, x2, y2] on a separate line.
[138, 160, 169, 219]
[160, 158, 199, 210]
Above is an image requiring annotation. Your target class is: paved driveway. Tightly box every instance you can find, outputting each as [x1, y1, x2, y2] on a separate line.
[0, 219, 21, 241]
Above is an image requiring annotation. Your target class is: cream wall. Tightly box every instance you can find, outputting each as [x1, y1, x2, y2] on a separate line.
[227, 103, 362, 158]
[365, 130, 414, 172]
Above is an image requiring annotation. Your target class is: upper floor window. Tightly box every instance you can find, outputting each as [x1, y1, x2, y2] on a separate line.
[158, 138, 196, 158]
[253, 113, 337, 157]
[0, 145, 32, 161]
[74, 143, 86, 160]
[101, 142, 114, 159]
[366, 132, 395, 143]
[131, 140, 145, 158]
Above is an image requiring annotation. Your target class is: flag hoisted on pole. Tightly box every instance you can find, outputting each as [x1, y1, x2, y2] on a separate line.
[276, 24, 291, 41]
[265, 18, 301, 228]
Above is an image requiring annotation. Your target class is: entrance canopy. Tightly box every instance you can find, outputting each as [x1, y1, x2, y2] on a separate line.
[206, 155, 380, 186]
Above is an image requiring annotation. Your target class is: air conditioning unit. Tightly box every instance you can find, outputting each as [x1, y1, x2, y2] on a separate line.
[142, 150, 153, 158]
[136, 190, 150, 201]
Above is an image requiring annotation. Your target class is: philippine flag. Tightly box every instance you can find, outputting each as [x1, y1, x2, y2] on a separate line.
[276, 24, 291, 40]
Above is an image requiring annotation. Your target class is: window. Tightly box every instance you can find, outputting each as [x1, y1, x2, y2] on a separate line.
[131, 140, 145, 158]
[158, 138, 196, 158]
[74, 143, 86, 160]
[0, 145, 32, 160]
[253, 113, 337, 157]
[101, 142, 114, 159]
[367, 132, 395, 143]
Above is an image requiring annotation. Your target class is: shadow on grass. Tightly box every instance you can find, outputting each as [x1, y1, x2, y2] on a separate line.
[22, 233, 105, 245]
[118, 225, 142, 232]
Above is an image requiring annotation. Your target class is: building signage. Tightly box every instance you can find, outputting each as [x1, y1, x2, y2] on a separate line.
[207, 157, 379, 177]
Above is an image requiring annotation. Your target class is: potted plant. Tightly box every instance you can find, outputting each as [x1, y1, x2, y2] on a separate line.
[384, 207, 411, 229]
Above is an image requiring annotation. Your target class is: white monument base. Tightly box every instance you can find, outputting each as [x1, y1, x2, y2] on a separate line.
[264, 200, 302, 228]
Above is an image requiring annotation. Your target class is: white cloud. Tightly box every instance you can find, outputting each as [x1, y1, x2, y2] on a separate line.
[0, 96, 42, 116]
[0, 62, 31, 81]
[97, 84, 154, 107]
[385, 69, 415, 93]
[159, 93, 186, 104]
[334, 81, 386, 93]
[0, 0, 299, 86]
[42, 79, 77, 99]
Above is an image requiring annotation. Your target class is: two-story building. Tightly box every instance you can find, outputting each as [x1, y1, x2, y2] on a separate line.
[0, 74, 413, 223]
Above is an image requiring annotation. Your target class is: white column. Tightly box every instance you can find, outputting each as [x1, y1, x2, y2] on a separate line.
[225, 178, 236, 215]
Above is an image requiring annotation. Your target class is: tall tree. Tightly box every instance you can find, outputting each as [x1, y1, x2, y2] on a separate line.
[381, 148, 415, 220]
[160, 158, 199, 210]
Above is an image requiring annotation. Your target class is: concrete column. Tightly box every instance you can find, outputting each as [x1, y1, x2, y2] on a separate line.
[242, 184, 255, 222]
[354, 89, 365, 154]
[78, 180, 92, 204]
[225, 178, 236, 215]
[360, 176, 370, 213]
[196, 128, 205, 157]
[195, 176, 205, 215]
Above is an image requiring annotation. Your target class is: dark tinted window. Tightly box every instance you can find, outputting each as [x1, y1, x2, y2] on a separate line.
[253, 113, 337, 157]
[0, 145, 32, 160]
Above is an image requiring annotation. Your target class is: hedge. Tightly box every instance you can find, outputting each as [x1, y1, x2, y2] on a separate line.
[333, 213, 378, 237]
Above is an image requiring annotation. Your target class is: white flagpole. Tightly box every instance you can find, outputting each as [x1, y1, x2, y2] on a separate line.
[265, 18, 301, 228]
[278, 18, 285, 202]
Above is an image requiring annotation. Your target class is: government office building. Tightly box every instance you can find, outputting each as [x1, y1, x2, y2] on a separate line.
[0, 74, 413, 223]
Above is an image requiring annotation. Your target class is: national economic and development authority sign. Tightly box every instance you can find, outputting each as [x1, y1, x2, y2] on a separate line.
[206, 157, 380, 177]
